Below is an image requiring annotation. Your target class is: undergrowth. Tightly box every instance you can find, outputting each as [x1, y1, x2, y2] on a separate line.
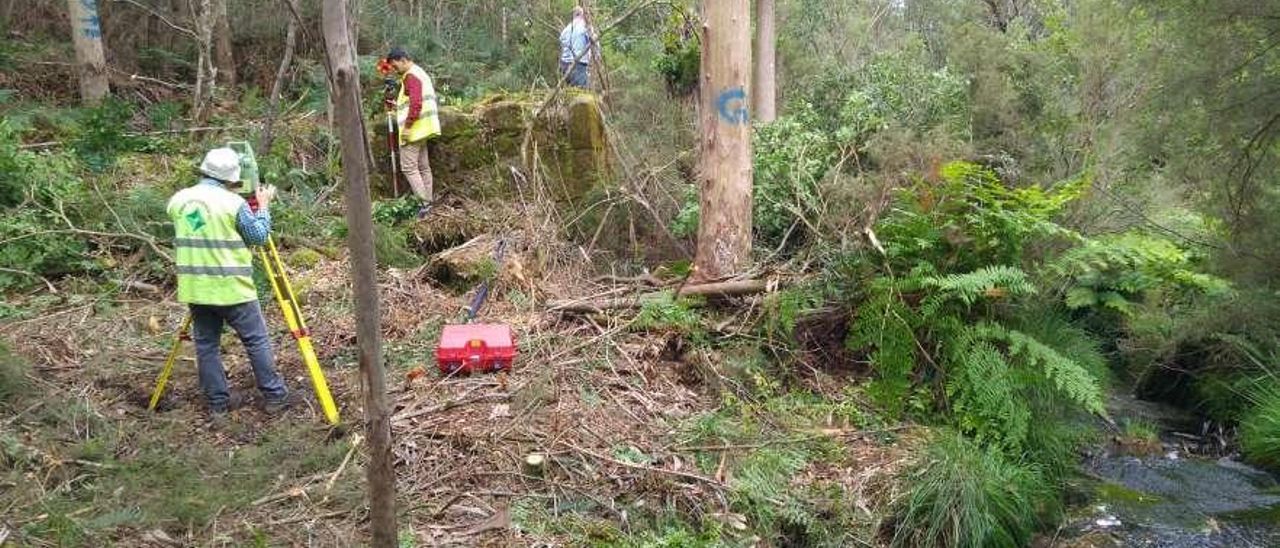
[3, 387, 357, 545]
[890, 430, 1054, 548]
[0, 342, 29, 407]
[757, 161, 1223, 545]
[1241, 386, 1280, 469]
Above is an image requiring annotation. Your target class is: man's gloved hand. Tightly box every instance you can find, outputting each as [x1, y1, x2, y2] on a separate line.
[256, 184, 278, 210]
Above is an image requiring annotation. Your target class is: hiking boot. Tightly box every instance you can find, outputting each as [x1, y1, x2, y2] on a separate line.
[208, 392, 246, 415]
[263, 391, 299, 415]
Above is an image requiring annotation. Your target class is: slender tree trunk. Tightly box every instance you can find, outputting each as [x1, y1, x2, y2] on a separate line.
[694, 0, 753, 282]
[320, 1, 397, 546]
[212, 0, 236, 88]
[260, 0, 300, 154]
[753, 0, 776, 123]
[67, 0, 110, 104]
[192, 0, 217, 120]
[579, 0, 611, 95]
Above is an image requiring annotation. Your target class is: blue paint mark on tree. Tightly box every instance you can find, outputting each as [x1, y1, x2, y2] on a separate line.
[79, 0, 102, 40]
[715, 87, 749, 125]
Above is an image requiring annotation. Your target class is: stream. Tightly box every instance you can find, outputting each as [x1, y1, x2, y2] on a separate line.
[1055, 395, 1280, 547]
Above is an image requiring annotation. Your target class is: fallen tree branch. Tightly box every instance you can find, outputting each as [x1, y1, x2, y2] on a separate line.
[564, 441, 727, 489]
[592, 273, 664, 287]
[19, 123, 273, 150]
[0, 267, 57, 293]
[116, 280, 160, 294]
[548, 280, 770, 313]
[110, 0, 198, 38]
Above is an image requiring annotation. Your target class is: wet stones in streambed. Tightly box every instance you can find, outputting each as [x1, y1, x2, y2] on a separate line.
[1067, 453, 1280, 547]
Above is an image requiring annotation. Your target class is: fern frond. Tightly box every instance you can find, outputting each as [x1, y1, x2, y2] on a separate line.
[973, 323, 1106, 416]
[922, 265, 1036, 306]
[946, 338, 1031, 448]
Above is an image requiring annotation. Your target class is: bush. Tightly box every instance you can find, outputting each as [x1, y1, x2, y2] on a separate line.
[1241, 385, 1280, 469]
[891, 430, 1054, 548]
[0, 343, 30, 407]
[843, 163, 1106, 450]
[373, 222, 421, 269]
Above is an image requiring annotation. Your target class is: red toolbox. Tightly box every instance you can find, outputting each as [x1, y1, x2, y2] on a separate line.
[436, 324, 516, 375]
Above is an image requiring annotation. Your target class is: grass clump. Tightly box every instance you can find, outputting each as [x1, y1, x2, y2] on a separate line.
[1241, 386, 1280, 469]
[0, 342, 30, 406]
[890, 429, 1054, 548]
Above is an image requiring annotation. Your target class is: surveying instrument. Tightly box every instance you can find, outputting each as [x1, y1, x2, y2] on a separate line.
[148, 141, 341, 425]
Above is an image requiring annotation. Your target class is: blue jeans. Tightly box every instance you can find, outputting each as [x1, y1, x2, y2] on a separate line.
[560, 61, 589, 88]
[190, 302, 287, 410]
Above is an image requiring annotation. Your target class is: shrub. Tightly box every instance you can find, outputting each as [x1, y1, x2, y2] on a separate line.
[373, 222, 421, 269]
[0, 343, 30, 407]
[71, 99, 148, 172]
[891, 430, 1054, 548]
[1241, 384, 1280, 469]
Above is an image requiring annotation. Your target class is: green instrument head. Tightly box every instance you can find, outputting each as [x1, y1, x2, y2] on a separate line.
[226, 141, 260, 195]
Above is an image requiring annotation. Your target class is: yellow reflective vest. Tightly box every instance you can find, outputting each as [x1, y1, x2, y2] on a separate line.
[167, 183, 258, 306]
[397, 64, 441, 145]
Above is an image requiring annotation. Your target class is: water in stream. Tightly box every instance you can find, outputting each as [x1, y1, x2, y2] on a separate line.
[1055, 395, 1280, 547]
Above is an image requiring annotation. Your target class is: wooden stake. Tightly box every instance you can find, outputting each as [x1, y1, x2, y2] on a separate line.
[523, 453, 546, 478]
[320, 1, 397, 545]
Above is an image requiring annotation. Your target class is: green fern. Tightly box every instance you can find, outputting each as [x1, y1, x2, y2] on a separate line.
[921, 265, 1036, 312]
[973, 323, 1106, 416]
[847, 278, 920, 414]
[946, 338, 1031, 448]
[1049, 232, 1231, 314]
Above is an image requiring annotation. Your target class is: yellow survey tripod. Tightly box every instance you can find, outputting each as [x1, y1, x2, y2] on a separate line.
[148, 142, 340, 425]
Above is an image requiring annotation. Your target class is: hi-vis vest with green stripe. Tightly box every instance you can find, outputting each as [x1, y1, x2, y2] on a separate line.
[397, 64, 441, 145]
[167, 183, 258, 306]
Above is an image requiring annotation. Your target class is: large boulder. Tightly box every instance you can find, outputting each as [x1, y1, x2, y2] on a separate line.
[370, 92, 611, 206]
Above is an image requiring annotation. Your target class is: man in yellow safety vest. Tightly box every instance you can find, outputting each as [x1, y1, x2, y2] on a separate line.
[167, 147, 291, 420]
[386, 46, 442, 219]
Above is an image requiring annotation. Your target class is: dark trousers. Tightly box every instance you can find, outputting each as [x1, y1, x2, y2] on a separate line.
[560, 61, 589, 88]
[190, 301, 287, 410]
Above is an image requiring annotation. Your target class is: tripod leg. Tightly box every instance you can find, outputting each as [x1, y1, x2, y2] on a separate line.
[259, 239, 341, 425]
[148, 314, 192, 411]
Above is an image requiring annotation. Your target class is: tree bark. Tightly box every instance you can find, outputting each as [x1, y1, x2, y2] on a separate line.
[67, 0, 110, 104]
[212, 0, 236, 88]
[548, 280, 770, 313]
[192, 0, 217, 120]
[753, 0, 776, 123]
[259, 0, 300, 154]
[694, 0, 753, 282]
[320, 1, 397, 546]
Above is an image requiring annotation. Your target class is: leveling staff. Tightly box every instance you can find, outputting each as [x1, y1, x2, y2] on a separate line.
[167, 148, 292, 419]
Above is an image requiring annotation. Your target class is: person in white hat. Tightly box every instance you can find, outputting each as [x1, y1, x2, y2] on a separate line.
[165, 148, 291, 421]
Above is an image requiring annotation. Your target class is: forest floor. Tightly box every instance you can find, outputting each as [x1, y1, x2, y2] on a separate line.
[0, 233, 913, 546]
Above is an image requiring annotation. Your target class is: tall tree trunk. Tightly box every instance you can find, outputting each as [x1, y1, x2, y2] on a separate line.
[259, 0, 300, 154]
[320, 1, 397, 546]
[694, 0, 753, 282]
[212, 0, 236, 88]
[192, 0, 217, 120]
[67, 0, 110, 104]
[753, 0, 776, 123]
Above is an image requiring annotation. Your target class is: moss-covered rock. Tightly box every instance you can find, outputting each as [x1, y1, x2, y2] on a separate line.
[369, 92, 612, 207]
[286, 248, 324, 270]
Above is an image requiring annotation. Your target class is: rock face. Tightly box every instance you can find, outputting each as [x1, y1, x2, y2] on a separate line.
[371, 92, 611, 205]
